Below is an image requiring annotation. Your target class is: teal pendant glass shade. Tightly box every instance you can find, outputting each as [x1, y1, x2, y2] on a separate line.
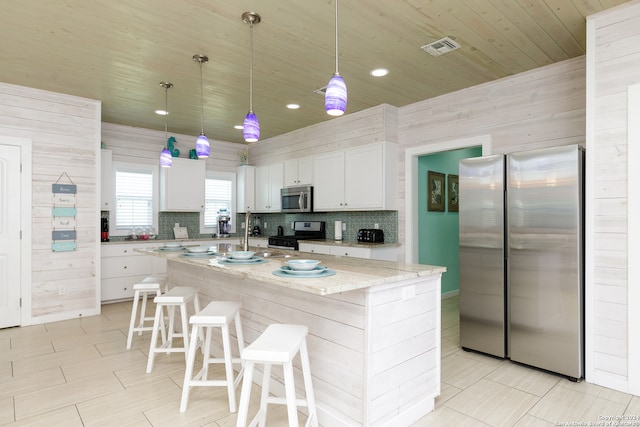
[243, 112, 260, 143]
[325, 73, 347, 116]
[160, 147, 172, 167]
[196, 133, 210, 158]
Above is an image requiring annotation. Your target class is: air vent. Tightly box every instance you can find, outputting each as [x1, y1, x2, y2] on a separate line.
[420, 37, 461, 57]
[313, 86, 327, 95]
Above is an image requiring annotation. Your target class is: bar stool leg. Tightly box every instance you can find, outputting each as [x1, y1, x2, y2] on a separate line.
[126, 290, 142, 349]
[283, 361, 299, 427]
[146, 303, 163, 373]
[221, 323, 237, 413]
[300, 340, 318, 427]
[138, 291, 148, 336]
[236, 360, 255, 427]
[179, 323, 201, 412]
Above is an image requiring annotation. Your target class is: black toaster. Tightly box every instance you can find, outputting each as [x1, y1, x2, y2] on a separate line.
[357, 229, 384, 243]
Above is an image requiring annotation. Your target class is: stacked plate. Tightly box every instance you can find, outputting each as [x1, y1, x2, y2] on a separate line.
[181, 246, 217, 257]
[218, 251, 267, 265]
[157, 242, 184, 252]
[273, 259, 336, 278]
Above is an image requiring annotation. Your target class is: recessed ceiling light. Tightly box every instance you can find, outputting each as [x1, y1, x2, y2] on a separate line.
[155, 110, 169, 115]
[370, 68, 389, 77]
[234, 125, 244, 130]
[286, 104, 300, 109]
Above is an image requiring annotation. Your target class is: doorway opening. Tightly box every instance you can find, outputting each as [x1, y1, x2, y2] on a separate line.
[404, 135, 492, 269]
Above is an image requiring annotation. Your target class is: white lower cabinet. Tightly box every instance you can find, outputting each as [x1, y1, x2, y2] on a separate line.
[101, 243, 167, 302]
[298, 242, 398, 261]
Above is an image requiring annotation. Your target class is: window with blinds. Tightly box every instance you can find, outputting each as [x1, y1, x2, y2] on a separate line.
[114, 165, 155, 233]
[204, 179, 232, 227]
[200, 171, 236, 233]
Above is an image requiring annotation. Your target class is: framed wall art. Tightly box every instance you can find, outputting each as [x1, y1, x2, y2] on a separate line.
[427, 171, 445, 212]
[448, 174, 459, 212]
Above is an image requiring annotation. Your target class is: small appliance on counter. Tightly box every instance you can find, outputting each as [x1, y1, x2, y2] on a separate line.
[217, 209, 231, 237]
[101, 217, 109, 242]
[252, 225, 262, 236]
[357, 228, 384, 243]
[268, 221, 326, 250]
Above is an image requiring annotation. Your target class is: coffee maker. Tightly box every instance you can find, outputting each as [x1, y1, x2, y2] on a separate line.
[217, 209, 231, 238]
[101, 217, 109, 242]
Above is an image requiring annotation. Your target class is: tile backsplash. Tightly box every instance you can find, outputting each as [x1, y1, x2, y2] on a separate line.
[104, 210, 398, 243]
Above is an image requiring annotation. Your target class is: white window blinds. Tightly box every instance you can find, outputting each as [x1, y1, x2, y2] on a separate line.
[204, 178, 233, 228]
[115, 170, 153, 230]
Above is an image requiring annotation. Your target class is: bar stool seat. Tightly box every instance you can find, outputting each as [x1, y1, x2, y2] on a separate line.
[236, 324, 318, 427]
[126, 275, 168, 349]
[180, 301, 245, 413]
[146, 286, 200, 373]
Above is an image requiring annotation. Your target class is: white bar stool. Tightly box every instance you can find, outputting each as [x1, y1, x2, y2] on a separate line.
[180, 301, 245, 413]
[146, 286, 200, 373]
[126, 275, 168, 349]
[236, 324, 318, 427]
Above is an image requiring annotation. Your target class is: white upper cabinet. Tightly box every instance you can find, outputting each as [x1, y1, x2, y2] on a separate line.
[236, 165, 255, 213]
[159, 157, 206, 212]
[284, 156, 313, 187]
[313, 141, 397, 211]
[255, 163, 283, 212]
[313, 151, 346, 210]
[100, 149, 113, 210]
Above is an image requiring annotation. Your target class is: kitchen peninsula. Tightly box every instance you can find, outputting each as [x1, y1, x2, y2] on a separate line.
[138, 246, 445, 427]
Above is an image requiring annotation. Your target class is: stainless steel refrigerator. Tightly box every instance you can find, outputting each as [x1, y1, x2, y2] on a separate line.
[459, 144, 584, 380]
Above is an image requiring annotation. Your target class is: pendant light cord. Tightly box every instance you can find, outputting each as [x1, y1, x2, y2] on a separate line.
[249, 20, 254, 112]
[335, 0, 339, 74]
[199, 61, 205, 134]
[164, 86, 169, 141]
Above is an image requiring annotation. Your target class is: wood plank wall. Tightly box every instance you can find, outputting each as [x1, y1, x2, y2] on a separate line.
[101, 122, 246, 173]
[248, 104, 399, 167]
[0, 82, 101, 322]
[397, 56, 587, 260]
[587, 0, 640, 394]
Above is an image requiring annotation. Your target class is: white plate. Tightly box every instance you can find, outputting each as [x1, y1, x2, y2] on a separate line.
[279, 265, 328, 276]
[220, 256, 263, 264]
[186, 246, 209, 253]
[157, 247, 184, 252]
[218, 258, 268, 265]
[285, 259, 321, 271]
[272, 268, 336, 279]
[181, 252, 216, 258]
[227, 251, 256, 260]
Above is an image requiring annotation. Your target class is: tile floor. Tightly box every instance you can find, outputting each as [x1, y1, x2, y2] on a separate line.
[0, 296, 638, 426]
[412, 297, 640, 427]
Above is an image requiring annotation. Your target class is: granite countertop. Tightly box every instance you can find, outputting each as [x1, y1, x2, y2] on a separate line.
[301, 239, 401, 248]
[101, 237, 267, 246]
[135, 245, 445, 296]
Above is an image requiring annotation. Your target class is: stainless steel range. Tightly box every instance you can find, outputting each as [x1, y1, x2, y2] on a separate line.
[268, 221, 325, 250]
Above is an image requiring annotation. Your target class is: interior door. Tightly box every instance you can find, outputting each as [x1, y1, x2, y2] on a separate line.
[0, 144, 22, 328]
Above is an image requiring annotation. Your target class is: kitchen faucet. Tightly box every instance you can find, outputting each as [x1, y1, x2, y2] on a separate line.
[243, 211, 251, 251]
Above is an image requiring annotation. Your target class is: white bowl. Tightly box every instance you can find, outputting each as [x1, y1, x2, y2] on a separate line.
[228, 251, 255, 260]
[164, 242, 182, 248]
[187, 246, 209, 253]
[285, 259, 321, 271]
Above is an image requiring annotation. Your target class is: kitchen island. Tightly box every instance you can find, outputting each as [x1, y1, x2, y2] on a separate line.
[137, 245, 445, 426]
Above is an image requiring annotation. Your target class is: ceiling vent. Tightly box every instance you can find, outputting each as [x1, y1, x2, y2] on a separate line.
[420, 37, 461, 57]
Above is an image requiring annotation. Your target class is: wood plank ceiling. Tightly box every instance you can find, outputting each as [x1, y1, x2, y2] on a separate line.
[0, 0, 629, 144]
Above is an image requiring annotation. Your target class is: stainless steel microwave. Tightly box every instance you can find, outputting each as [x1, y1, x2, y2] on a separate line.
[281, 185, 313, 213]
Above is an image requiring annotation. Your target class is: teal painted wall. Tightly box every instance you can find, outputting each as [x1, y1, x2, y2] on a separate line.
[418, 147, 482, 294]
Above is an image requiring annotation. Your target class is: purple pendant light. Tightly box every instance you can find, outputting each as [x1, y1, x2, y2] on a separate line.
[242, 12, 261, 143]
[159, 82, 173, 168]
[325, 0, 347, 116]
[193, 54, 210, 158]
